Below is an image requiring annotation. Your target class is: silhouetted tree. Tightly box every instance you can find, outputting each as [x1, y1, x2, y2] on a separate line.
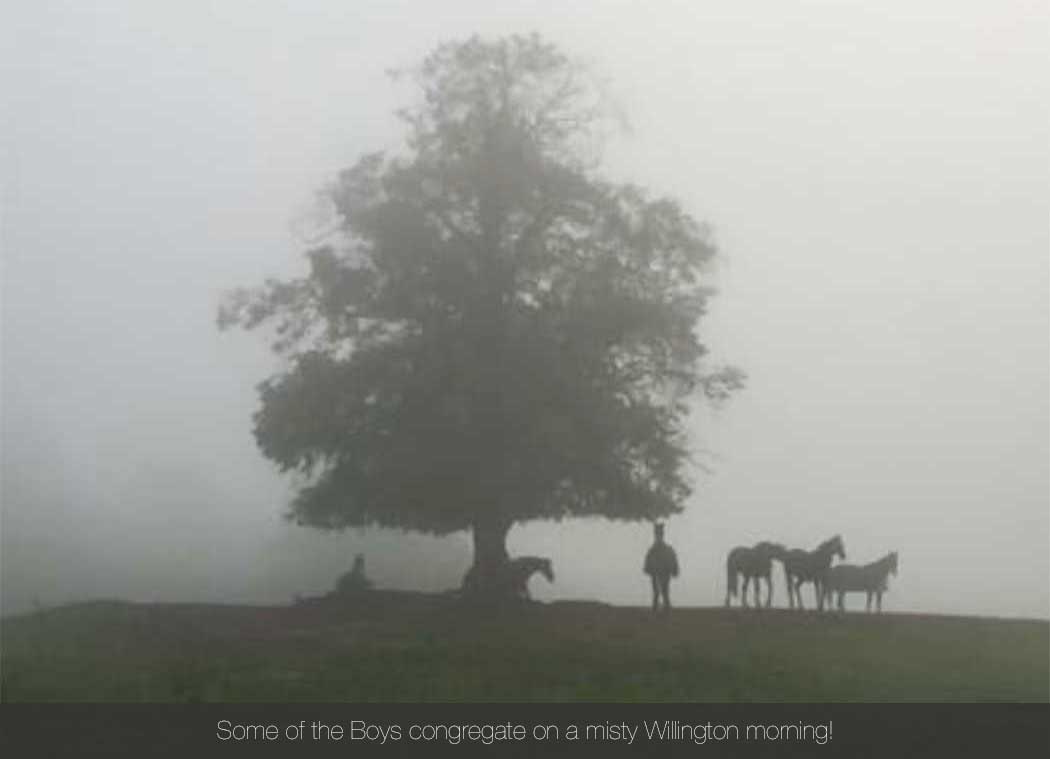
[219, 34, 743, 597]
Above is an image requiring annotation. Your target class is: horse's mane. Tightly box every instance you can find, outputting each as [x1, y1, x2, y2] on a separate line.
[511, 556, 550, 569]
[509, 556, 554, 582]
[867, 552, 897, 570]
[817, 535, 842, 552]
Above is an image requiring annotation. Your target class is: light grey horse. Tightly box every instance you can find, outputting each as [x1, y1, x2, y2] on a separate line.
[724, 541, 787, 608]
[822, 551, 898, 613]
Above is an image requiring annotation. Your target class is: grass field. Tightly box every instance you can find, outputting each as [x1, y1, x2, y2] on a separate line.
[2, 592, 1047, 702]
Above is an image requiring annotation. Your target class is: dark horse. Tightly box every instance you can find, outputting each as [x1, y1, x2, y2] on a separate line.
[461, 556, 554, 600]
[822, 551, 898, 613]
[782, 535, 845, 611]
[724, 541, 787, 608]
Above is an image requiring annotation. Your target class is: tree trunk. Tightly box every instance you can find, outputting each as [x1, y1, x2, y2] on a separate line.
[463, 514, 512, 599]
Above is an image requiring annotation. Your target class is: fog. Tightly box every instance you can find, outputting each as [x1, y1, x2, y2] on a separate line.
[2, 1, 1047, 619]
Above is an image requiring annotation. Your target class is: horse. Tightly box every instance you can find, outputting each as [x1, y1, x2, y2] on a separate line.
[505, 556, 555, 599]
[822, 551, 898, 613]
[461, 556, 554, 600]
[782, 535, 845, 611]
[724, 541, 787, 608]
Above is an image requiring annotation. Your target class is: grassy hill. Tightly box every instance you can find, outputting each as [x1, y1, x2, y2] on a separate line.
[2, 593, 1046, 702]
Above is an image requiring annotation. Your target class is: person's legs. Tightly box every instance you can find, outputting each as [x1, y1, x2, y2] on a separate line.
[660, 576, 672, 611]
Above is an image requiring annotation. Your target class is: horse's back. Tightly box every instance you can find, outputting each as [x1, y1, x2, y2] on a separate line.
[726, 545, 749, 567]
[824, 565, 869, 592]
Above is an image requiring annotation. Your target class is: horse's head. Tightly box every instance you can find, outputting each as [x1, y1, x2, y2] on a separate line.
[828, 534, 846, 561]
[539, 558, 555, 583]
[888, 551, 899, 576]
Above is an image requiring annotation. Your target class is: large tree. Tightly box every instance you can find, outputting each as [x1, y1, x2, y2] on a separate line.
[219, 34, 743, 594]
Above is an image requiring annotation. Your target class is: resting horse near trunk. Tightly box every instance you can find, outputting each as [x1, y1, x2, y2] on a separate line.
[724, 541, 787, 608]
[461, 556, 554, 600]
[822, 551, 898, 612]
[782, 535, 845, 611]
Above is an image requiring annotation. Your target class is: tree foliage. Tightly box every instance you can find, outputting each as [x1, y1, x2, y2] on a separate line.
[219, 34, 743, 569]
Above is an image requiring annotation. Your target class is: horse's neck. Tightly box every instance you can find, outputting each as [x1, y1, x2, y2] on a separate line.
[513, 557, 540, 574]
[814, 545, 836, 566]
[869, 556, 892, 577]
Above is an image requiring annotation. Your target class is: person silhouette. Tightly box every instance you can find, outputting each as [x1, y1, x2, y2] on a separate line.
[336, 553, 372, 594]
[643, 522, 679, 611]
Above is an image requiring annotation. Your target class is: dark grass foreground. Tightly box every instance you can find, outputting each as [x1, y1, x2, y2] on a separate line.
[2, 593, 1046, 702]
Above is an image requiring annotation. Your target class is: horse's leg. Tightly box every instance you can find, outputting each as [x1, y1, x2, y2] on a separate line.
[741, 576, 750, 608]
[662, 576, 672, 611]
[785, 572, 795, 609]
[876, 591, 883, 613]
[865, 592, 871, 612]
[765, 574, 773, 608]
[794, 579, 805, 611]
[837, 591, 844, 612]
[752, 576, 761, 608]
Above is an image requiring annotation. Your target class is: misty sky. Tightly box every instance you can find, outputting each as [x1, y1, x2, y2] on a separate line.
[2, 1, 1047, 618]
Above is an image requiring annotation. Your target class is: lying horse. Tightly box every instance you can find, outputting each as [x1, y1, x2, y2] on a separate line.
[822, 551, 898, 613]
[461, 556, 554, 600]
[724, 541, 787, 608]
[782, 535, 845, 611]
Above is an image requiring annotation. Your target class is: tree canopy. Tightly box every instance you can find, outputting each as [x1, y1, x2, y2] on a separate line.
[219, 33, 743, 581]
